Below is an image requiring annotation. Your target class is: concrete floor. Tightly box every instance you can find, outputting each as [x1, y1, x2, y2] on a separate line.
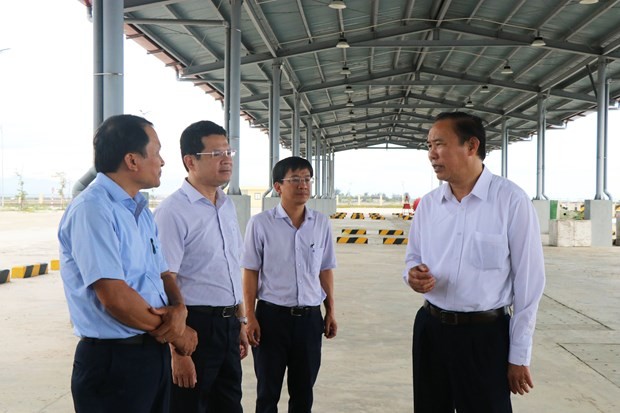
[0, 209, 619, 412]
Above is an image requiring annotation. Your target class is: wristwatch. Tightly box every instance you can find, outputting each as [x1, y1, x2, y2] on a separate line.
[237, 316, 248, 325]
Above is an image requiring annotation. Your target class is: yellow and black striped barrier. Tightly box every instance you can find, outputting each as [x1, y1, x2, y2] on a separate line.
[336, 237, 368, 244]
[401, 216, 413, 220]
[378, 229, 404, 236]
[10, 263, 49, 279]
[341, 229, 367, 235]
[383, 238, 408, 245]
[350, 213, 365, 219]
[369, 215, 385, 220]
[330, 212, 347, 219]
[0, 269, 10, 284]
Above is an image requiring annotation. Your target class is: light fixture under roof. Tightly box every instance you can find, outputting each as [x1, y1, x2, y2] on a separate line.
[531, 32, 546, 47]
[344, 85, 354, 95]
[336, 34, 350, 48]
[340, 65, 351, 75]
[465, 98, 474, 108]
[480, 85, 490, 93]
[579, 0, 598, 4]
[501, 62, 513, 75]
[346, 99, 354, 107]
[328, 0, 346, 9]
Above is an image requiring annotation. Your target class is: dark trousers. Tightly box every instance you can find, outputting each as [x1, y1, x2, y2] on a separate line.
[171, 308, 243, 413]
[71, 335, 171, 413]
[412, 306, 512, 413]
[253, 301, 323, 413]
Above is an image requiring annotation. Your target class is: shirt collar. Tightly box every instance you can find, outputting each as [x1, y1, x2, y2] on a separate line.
[439, 165, 491, 203]
[96, 173, 147, 218]
[181, 178, 228, 207]
[274, 202, 314, 222]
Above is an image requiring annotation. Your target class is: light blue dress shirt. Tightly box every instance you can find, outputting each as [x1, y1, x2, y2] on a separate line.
[242, 203, 337, 307]
[404, 166, 545, 365]
[58, 173, 168, 339]
[154, 180, 243, 306]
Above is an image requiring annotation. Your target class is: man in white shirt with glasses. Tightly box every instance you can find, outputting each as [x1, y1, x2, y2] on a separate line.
[404, 112, 545, 413]
[242, 156, 337, 413]
[154, 120, 248, 413]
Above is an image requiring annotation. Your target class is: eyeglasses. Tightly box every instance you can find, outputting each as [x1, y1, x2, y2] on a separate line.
[281, 177, 314, 185]
[195, 149, 237, 158]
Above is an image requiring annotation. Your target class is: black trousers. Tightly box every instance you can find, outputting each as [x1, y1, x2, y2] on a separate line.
[253, 301, 323, 413]
[171, 308, 243, 413]
[412, 306, 512, 413]
[71, 335, 171, 413]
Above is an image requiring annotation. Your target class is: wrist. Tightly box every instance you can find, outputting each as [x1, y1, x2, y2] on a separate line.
[237, 316, 248, 325]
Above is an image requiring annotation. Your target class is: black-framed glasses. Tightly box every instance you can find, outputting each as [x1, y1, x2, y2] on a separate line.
[195, 149, 237, 158]
[281, 177, 314, 185]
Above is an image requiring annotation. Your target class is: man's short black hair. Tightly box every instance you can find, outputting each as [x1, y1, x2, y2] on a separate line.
[435, 112, 487, 161]
[273, 156, 313, 184]
[94, 114, 153, 173]
[180, 120, 227, 172]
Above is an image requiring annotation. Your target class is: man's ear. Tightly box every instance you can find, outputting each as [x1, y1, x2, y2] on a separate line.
[468, 137, 480, 154]
[124, 153, 139, 171]
[274, 181, 282, 195]
[183, 154, 194, 171]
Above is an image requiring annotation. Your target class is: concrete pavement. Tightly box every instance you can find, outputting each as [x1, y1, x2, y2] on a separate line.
[0, 209, 619, 412]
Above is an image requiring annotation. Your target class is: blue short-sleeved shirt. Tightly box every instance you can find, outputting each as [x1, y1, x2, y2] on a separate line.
[58, 173, 168, 339]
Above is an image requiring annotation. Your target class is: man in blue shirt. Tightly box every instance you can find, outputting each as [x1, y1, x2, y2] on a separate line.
[154, 120, 248, 413]
[243, 156, 337, 413]
[58, 114, 197, 413]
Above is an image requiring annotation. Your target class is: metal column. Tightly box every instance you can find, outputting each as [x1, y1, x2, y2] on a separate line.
[268, 61, 281, 195]
[73, 0, 124, 197]
[330, 151, 335, 197]
[224, 24, 230, 143]
[595, 57, 607, 200]
[227, 0, 242, 194]
[292, 93, 300, 156]
[501, 117, 508, 178]
[306, 118, 313, 196]
[535, 94, 546, 200]
[322, 144, 328, 198]
[314, 134, 321, 197]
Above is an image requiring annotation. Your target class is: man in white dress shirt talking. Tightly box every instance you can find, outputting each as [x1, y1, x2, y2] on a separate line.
[404, 112, 545, 413]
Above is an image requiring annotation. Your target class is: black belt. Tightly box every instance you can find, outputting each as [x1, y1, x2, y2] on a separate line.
[80, 334, 152, 345]
[423, 300, 508, 325]
[259, 300, 320, 317]
[187, 305, 238, 318]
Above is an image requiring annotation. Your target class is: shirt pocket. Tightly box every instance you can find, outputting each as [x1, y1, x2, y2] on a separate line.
[471, 231, 508, 270]
[307, 247, 324, 275]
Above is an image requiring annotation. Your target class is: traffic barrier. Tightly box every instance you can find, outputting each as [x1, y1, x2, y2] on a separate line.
[10, 263, 49, 279]
[383, 238, 408, 245]
[330, 212, 347, 219]
[50, 259, 60, 271]
[378, 229, 404, 236]
[341, 229, 367, 235]
[0, 269, 10, 284]
[350, 213, 365, 219]
[336, 237, 368, 244]
[401, 216, 413, 221]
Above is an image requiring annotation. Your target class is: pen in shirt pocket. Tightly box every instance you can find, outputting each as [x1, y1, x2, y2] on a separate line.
[310, 243, 315, 252]
[150, 238, 156, 254]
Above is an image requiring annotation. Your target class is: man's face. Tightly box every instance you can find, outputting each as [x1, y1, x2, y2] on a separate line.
[275, 168, 312, 206]
[135, 125, 165, 189]
[189, 134, 233, 187]
[426, 119, 475, 184]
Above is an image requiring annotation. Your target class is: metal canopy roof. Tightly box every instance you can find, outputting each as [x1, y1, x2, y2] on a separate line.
[119, 0, 620, 154]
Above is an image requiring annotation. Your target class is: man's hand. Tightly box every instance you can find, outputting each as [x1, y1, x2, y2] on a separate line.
[149, 304, 187, 343]
[239, 324, 250, 359]
[324, 313, 338, 339]
[508, 363, 534, 395]
[171, 351, 197, 389]
[246, 315, 261, 347]
[407, 264, 435, 294]
[171, 326, 198, 356]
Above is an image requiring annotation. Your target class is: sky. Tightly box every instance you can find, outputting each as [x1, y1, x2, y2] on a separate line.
[0, 0, 619, 202]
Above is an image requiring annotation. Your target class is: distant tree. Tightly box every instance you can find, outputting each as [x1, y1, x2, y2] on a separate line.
[53, 172, 67, 209]
[15, 171, 26, 210]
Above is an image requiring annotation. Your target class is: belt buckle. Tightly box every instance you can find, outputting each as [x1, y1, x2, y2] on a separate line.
[439, 310, 458, 325]
[290, 307, 304, 317]
[221, 306, 235, 318]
